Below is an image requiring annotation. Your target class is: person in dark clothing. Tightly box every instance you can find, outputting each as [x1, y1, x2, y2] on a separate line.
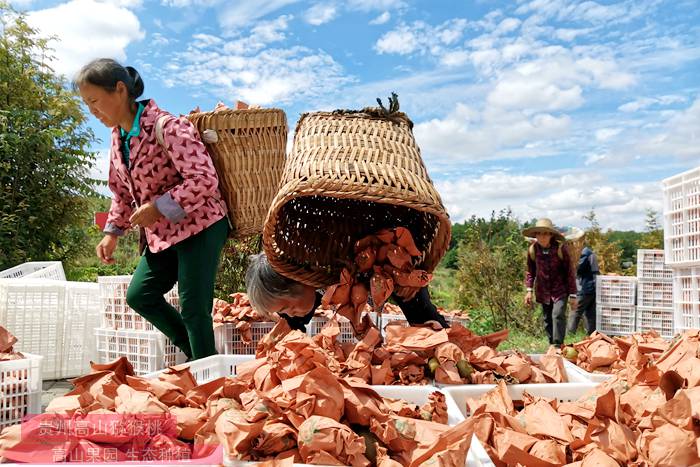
[523, 218, 577, 346]
[567, 246, 599, 335]
[245, 252, 448, 332]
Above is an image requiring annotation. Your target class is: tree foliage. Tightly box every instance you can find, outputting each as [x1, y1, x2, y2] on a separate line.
[454, 210, 540, 334]
[582, 210, 623, 274]
[638, 208, 664, 250]
[0, 4, 98, 270]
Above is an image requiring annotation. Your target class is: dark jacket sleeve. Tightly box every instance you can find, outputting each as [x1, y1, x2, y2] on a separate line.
[392, 287, 449, 328]
[563, 246, 577, 296]
[279, 292, 322, 332]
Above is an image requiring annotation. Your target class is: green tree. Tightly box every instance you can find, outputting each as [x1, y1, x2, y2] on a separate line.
[214, 236, 261, 299]
[455, 210, 539, 334]
[0, 4, 98, 270]
[583, 210, 623, 274]
[638, 208, 664, 250]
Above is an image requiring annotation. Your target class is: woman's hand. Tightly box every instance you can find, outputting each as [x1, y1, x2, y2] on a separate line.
[96, 234, 119, 264]
[524, 291, 533, 308]
[129, 202, 162, 228]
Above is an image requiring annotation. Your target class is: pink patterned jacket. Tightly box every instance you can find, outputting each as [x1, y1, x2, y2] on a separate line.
[105, 99, 227, 253]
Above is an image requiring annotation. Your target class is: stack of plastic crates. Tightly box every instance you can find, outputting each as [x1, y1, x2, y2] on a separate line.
[0, 277, 99, 379]
[595, 275, 636, 335]
[663, 167, 700, 335]
[0, 353, 43, 429]
[635, 249, 674, 338]
[213, 322, 277, 354]
[0, 261, 65, 281]
[96, 276, 185, 375]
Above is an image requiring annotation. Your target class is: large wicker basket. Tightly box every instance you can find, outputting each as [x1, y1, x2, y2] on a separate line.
[263, 108, 451, 288]
[187, 108, 287, 238]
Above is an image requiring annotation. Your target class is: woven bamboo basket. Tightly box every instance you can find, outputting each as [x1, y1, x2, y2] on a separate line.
[263, 108, 451, 288]
[187, 108, 287, 238]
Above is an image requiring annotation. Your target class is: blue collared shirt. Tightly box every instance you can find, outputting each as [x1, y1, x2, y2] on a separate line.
[118, 102, 145, 168]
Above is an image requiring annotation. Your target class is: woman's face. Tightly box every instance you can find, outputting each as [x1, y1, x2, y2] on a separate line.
[536, 232, 553, 247]
[266, 284, 317, 317]
[78, 81, 128, 128]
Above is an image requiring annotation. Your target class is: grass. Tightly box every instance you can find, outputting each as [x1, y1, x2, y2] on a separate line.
[429, 266, 458, 308]
[498, 329, 589, 353]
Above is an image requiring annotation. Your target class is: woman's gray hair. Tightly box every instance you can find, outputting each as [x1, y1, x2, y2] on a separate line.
[72, 58, 144, 100]
[245, 252, 306, 316]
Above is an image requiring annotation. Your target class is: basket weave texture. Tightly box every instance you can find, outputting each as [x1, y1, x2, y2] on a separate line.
[263, 109, 451, 288]
[187, 108, 287, 238]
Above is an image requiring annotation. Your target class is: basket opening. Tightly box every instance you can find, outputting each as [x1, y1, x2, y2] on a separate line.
[271, 195, 440, 284]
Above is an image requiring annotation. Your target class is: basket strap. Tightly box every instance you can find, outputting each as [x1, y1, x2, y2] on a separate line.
[155, 114, 171, 150]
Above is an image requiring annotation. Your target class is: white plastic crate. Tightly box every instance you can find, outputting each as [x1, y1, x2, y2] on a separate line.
[433, 353, 591, 388]
[144, 354, 254, 381]
[636, 249, 672, 281]
[213, 322, 276, 355]
[443, 383, 598, 467]
[307, 315, 357, 343]
[0, 353, 43, 429]
[0, 261, 66, 281]
[95, 328, 186, 376]
[672, 266, 700, 332]
[595, 275, 636, 305]
[0, 279, 65, 380]
[636, 280, 673, 308]
[635, 306, 675, 339]
[62, 282, 101, 378]
[98, 275, 179, 331]
[562, 359, 615, 383]
[596, 304, 636, 335]
[663, 167, 700, 266]
[225, 442, 489, 467]
[147, 355, 485, 467]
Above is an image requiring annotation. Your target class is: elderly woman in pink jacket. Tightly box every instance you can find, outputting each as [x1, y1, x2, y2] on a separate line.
[74, 58, 228, 361]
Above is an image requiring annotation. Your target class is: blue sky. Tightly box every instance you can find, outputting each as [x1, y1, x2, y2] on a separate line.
[12, 0, 700, 230]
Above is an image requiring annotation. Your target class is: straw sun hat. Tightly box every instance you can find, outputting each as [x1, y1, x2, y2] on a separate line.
[522, 218, 565, 241]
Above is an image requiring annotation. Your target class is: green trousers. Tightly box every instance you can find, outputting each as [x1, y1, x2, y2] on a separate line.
[126, 217, 228, 360]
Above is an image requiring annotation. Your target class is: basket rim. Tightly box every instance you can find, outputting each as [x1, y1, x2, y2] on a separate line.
[294, 107, 414, 133]
[187, 107, 286, 120]
[263, 190, 451, 288]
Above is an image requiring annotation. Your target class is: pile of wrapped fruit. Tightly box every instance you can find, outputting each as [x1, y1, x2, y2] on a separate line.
[0, 321, 480, 465]
[468, 329, 700, 466]
[561, 330, 671, 375]
[212, 292, 269, 344]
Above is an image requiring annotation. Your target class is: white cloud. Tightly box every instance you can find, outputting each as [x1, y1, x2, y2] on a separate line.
[304, 3, 337, 25]
[595, 128, 622, 141]
[164, 29, 353, 105]
[375, 26, 418, 54]
[26, 0, 144, 78]
[618, 95, 687, 112]
[374, 19, 468, 56]
[369, 11, 391, 25]
[103, 0, 142, 7]
[218, 0, 300, 28]
[554, 27, 592, 41]
[8, 0, 34, 8]
[515, 0, 650, 26]
[249, 15, 291, 43]
[160, 0, 221, 7]
[436, 170, 662, 230]
[637, 98, 700, 160]
[414, 103, 571, 163]
[89, 148, 111, 183]
[487, 78, 583, 112]
[151, 32, 170, 47]
[347, 0, 405, 12]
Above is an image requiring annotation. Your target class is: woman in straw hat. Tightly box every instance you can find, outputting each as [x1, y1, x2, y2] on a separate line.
[523, 218, 577, 346]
